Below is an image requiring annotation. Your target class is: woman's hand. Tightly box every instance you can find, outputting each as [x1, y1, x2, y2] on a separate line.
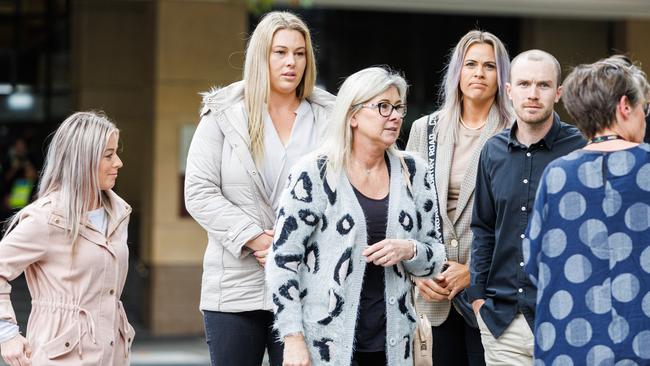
[246, 229, 274, 267]
[415, 278, 451, 302]
[436, 261, 470, 300]
[283, 334, 311, 366]
[1, 334, 32, 366]
[362, 239, 414, 266]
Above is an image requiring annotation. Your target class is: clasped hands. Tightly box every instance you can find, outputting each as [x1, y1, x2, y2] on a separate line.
[415, 260, 470, 302]
[245, 229, 275, 267]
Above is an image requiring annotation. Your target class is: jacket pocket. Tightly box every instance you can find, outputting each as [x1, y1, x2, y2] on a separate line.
[118, 301, 135, 357]
[118, 322, 135, 356]
[42, 322, 79, 360]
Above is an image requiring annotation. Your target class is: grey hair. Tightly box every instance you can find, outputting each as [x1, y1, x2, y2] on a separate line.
[317, 66, 408, 184]
[436, 30, 513, 143]
[4, 111, 119, 250]
[563, 55, 650, 139]
[511, 49, 562, 86]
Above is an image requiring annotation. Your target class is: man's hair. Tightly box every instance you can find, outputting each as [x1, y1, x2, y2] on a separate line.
[510, 49, 562, 86]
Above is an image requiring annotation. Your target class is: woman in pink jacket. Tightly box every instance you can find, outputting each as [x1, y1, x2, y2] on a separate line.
[0, 111, 134, 366]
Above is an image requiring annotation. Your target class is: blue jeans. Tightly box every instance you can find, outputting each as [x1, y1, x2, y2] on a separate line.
[203, 310, 283, 366]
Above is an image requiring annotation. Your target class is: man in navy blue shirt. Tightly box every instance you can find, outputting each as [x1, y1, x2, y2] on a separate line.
[468, 50, 586, 365]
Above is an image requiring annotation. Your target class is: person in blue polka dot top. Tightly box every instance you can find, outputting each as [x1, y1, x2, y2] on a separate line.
[523, 55, 650, 364]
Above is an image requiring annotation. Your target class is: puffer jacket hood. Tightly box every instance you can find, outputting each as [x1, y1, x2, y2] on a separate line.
[199, 80, 335, 117]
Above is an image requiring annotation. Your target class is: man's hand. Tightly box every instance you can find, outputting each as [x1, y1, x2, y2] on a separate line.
[472, 299, 485, 315]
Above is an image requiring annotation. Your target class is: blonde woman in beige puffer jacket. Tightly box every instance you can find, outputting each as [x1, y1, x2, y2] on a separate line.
[184, 11, 333, 366]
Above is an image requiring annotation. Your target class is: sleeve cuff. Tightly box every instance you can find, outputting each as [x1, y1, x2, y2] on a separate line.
[224, 222, 264, 259]
[276, 321, 305, 341]
[465, 286, 486, 303]
[0, 320, 19, 344]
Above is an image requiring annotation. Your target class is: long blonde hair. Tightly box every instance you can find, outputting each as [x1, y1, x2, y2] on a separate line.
[4, 111, 119, 249]
[244, 11, 317, 162]
[436, 30, 513, 143]
[318, 67, 408, 183]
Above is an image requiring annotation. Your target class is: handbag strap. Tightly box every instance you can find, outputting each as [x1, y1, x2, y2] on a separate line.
[399, 155, 413, 196]
[426, 114, 444, 244]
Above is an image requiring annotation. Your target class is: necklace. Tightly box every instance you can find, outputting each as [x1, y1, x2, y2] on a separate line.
[351, 159, 382, 176]
[459, 116, 487, 131]
[588, 134, 625, 144]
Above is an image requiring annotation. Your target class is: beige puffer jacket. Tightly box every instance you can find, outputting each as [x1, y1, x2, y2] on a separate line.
[184, 81, 334, 313]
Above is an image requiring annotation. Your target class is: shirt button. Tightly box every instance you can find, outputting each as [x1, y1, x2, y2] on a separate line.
[518, 288, 523, 293]
[389, 338, 396, 346]
[523, 179, 529, 184]
[521, 206, 526, 211]
[520, 234, 525, 239]
[520, 262, 525, 267]
[65, 342, 70, 347]
[109, 289, 115, 295]
[388, 297, 396, 305]
[451, 239, 459, 248]
[110, 341, 114, 346]
[526, 152, 532, 157]
[251, 170, 257, 175]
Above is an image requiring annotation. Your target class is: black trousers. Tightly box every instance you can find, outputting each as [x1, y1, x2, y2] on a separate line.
[432, 307, 486, 366]
[352, 351, 386, 366]
[203, 310, 283, 366]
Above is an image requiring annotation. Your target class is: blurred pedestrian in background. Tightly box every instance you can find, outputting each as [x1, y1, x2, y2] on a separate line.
[1, 137, 37, 220]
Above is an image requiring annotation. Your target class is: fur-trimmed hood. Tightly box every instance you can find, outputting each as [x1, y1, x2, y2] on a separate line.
[199, 80, 335, 116]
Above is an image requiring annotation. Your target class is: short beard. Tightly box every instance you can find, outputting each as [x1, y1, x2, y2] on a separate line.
[517, 108, 553, 126]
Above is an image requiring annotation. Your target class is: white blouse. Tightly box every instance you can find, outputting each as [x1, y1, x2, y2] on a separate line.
[260, 100, 317, 212]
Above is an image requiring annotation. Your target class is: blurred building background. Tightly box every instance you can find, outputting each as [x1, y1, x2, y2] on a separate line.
[0, 0, 649, 338]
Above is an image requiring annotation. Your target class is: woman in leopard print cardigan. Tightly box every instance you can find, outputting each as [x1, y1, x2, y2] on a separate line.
[266, 67, 446, 366]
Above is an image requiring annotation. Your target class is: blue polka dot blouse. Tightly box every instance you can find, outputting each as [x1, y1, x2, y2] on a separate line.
[524, 144, 650, 364]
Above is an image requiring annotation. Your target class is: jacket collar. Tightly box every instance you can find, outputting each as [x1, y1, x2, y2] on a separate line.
[200, 81, 335, 145]
[47, 190, 131, 240]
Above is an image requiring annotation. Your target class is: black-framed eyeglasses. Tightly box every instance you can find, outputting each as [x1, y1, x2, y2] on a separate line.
[355, 102, 407, 117]
[643, 101, 650, 117]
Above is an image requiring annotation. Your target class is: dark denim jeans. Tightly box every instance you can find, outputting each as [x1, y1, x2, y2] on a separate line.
[203, 310, 283, 366]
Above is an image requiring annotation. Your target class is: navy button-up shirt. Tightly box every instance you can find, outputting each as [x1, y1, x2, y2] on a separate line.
[467, 113, 586, 337]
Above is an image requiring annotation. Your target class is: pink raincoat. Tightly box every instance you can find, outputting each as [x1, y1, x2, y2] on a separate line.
[0, 190, 134, 365]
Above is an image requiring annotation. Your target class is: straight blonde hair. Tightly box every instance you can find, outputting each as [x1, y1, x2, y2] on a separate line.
[436, 30, 513, 143]
[244, 11, 317, 162]
[318, 67, 407, 183]
[4, 111, 119, 251]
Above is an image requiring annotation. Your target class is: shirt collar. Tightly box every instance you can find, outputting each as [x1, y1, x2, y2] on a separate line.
[508, 112, 562, 150]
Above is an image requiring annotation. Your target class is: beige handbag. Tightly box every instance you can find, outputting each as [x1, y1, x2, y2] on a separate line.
[412, 289, 433, 366]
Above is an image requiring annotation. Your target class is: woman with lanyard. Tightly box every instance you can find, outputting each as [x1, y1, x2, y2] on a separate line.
[406, 30, 513, 366]
[0, 111, 134, 365]
[184, 11, 334, 366]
